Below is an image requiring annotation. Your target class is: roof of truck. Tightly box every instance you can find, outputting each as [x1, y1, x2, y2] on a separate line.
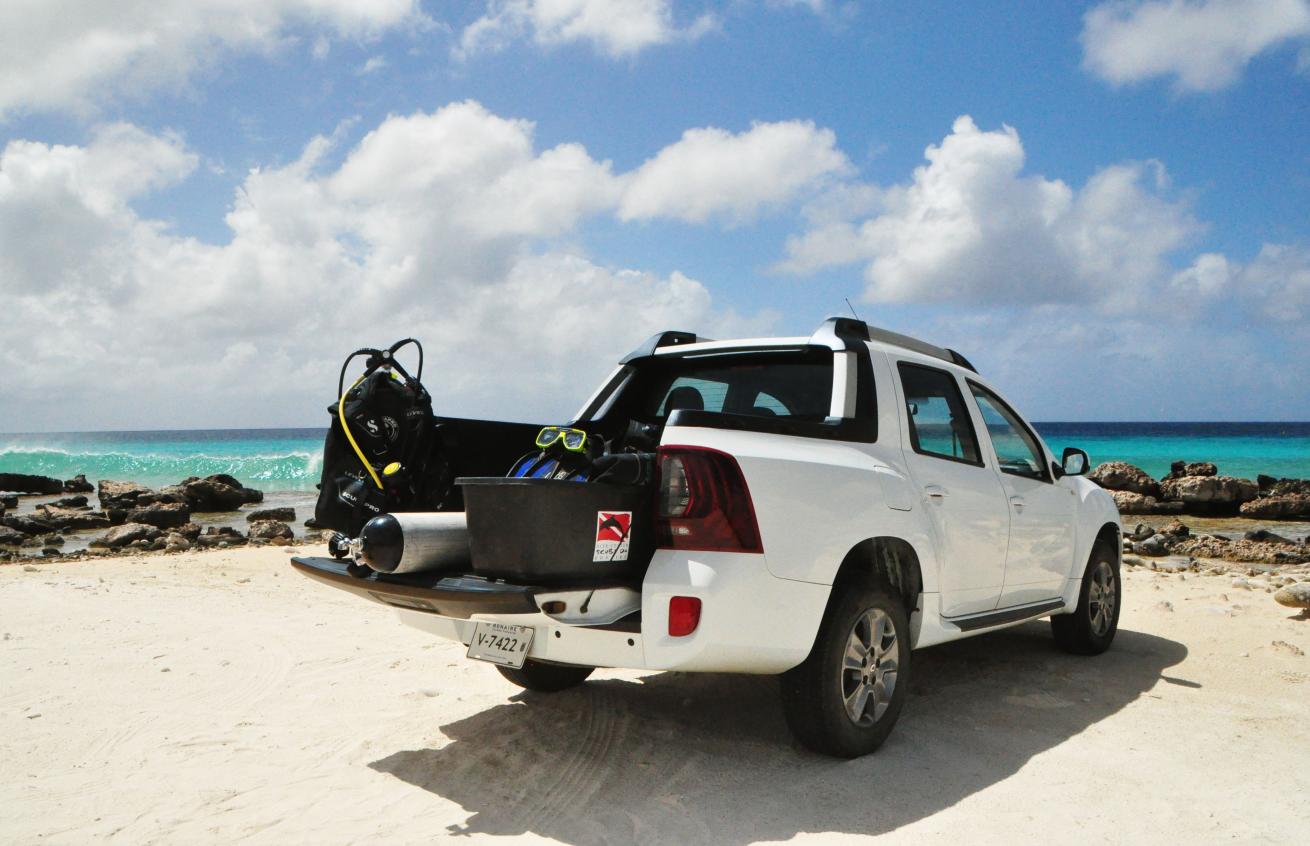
[625, 317, 978, 373]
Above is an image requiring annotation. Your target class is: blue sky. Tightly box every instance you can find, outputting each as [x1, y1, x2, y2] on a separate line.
[1, 0, 1308, 431]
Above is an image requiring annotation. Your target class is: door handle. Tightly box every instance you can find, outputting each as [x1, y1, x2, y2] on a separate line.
[1010, 495, 1025, 511]
[924, 485, 948, 500]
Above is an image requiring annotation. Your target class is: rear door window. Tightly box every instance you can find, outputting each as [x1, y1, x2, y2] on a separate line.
[897, 363, 982, 465]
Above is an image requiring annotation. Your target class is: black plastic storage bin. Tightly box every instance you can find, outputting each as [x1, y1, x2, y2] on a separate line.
[457, 477, 654, 584]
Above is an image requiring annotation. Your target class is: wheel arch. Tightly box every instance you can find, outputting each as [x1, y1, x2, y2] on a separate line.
[1094, 521, 1121, 563]
[830, 536, 925, 617]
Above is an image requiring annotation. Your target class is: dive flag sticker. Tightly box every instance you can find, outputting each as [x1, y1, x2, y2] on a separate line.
[593, 511, 632, 562]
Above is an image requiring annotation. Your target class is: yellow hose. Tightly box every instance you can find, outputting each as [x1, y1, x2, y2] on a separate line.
[339, 374, 383, 490]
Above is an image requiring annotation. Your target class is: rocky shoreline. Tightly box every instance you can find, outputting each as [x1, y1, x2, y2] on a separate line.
[3, 460, 1310, 613]
[0, 472, 319, 560]
[1089, 459, 1310, 520]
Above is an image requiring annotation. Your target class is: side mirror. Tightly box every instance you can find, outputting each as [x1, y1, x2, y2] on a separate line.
[1060, 447, 1089, 477]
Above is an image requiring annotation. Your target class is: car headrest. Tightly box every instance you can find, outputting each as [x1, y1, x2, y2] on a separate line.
[665, 386, 704, 413]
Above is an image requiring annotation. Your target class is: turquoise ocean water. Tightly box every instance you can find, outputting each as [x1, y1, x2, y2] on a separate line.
[1, 423, 1308, 493]
[0, 429, 326, 492]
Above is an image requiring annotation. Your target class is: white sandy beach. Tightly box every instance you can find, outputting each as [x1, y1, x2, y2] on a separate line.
[2, 547, 1308, 845]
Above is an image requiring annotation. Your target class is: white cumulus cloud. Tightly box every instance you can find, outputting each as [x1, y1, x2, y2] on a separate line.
[0, 124, 197, 297]
[779, 116, 1200, 308]
[619, 121, 850, 225]
[0, 102, 788, 431]
[0, 0, 422, 118]
[457, 0, 715, 59]
[1081, 0, 1310, 91]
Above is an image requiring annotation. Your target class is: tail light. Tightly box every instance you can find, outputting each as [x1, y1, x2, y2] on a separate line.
[668, 596, 702, 637]
[655, 446, 763, 553]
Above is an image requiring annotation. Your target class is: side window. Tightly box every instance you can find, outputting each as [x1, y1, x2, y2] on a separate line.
[968, 383, 1048, 480]
[897, 363, 981, 465]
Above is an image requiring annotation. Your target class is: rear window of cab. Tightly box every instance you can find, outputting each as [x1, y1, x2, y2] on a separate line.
[643, 349, 834, 422]
[591, 345, 876, 443]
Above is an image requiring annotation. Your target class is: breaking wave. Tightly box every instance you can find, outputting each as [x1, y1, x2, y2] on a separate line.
[0, 445, 323, 491]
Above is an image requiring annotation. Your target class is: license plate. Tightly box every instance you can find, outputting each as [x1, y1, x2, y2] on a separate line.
[466, 622, 535, 668]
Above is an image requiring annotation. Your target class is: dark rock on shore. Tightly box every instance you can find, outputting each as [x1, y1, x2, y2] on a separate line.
[63, 474, 94, 493]
[1092, 460, 1310, 520]
[95, 475, 262, 516]
[177, 474, 263, 512]
[98, 480, 162, 511]
[195, 526, 249, 548]
[0, 473, 64, 495]
[126, 502, 191, 530]
[1158, 474, 1259, 514]
[1243, 529, 1297, 546]
[246, 507, 295, 523]
[1174, 535, 1310, 565]
[1127, 518, 1310, 564]
[1128, 520, 1190, 556]
[1257, 475, 1310, 497]
[0, 526, 26, 546]
[0, 494, 17, 509]
[90, 523, 163, 549]
[1088, 462, 1161, 497]
[1164, 461, 1217, 480]
[1110, 491, 1184, 515]
[3, 513, 57, 535]
[52, 495, 89, 509]
[1240, 494, 1310, 520]
[248, 520, 293, 541]
[33, 506, 111, 531]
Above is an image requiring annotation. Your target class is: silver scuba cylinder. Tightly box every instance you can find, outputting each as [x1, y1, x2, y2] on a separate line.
[354, 512, 470, 575]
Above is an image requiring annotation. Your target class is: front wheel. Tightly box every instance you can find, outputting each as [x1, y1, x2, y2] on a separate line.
[1051, 546, 1121, 655]
[780, 584, 911, 758]
[496, 659, 593, 692]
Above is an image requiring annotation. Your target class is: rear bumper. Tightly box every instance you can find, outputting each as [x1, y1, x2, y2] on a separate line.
[289, 557, 541, 618]
[291, 551, 831, 674]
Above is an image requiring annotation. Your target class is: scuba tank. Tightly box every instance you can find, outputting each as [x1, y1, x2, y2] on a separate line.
[353, 511, 471, 575]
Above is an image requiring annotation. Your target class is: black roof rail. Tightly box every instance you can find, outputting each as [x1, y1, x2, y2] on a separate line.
[810, 316, 979, 373]
[946, 349, 978, 373]
[619, 330, 702, 363]
[808, 316, 870, 351]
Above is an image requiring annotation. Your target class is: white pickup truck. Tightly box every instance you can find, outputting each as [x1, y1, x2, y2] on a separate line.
[293, 317, 1122, 758]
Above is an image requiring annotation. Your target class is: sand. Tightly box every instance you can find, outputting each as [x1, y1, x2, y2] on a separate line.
[2, 548, 1308, 845]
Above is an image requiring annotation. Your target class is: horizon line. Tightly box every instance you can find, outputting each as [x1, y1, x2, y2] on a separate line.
[4, 420, 1310, 437]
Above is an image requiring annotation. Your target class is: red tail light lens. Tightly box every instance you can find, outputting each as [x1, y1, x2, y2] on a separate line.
[668, 596, 702, 637]
[655, 446, 763, 553]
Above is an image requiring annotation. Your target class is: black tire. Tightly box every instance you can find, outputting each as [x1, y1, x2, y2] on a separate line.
[780, 583, 911, 758]
[496, 659, 594, 692]
[1051, 544, 1121, 655]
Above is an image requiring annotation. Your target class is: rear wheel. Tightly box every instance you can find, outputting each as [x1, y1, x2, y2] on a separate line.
[780, 584, 911, 758]
[496, 659, 593, 692]
[1051, 546, 1121, 655]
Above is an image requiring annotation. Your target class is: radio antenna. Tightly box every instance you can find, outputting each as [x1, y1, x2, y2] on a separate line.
[844, 298, 862, 321]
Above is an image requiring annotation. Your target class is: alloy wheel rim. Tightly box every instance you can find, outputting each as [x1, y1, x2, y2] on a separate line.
[841, 607, 898, 726]
[1088, 560, 1116, 637]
